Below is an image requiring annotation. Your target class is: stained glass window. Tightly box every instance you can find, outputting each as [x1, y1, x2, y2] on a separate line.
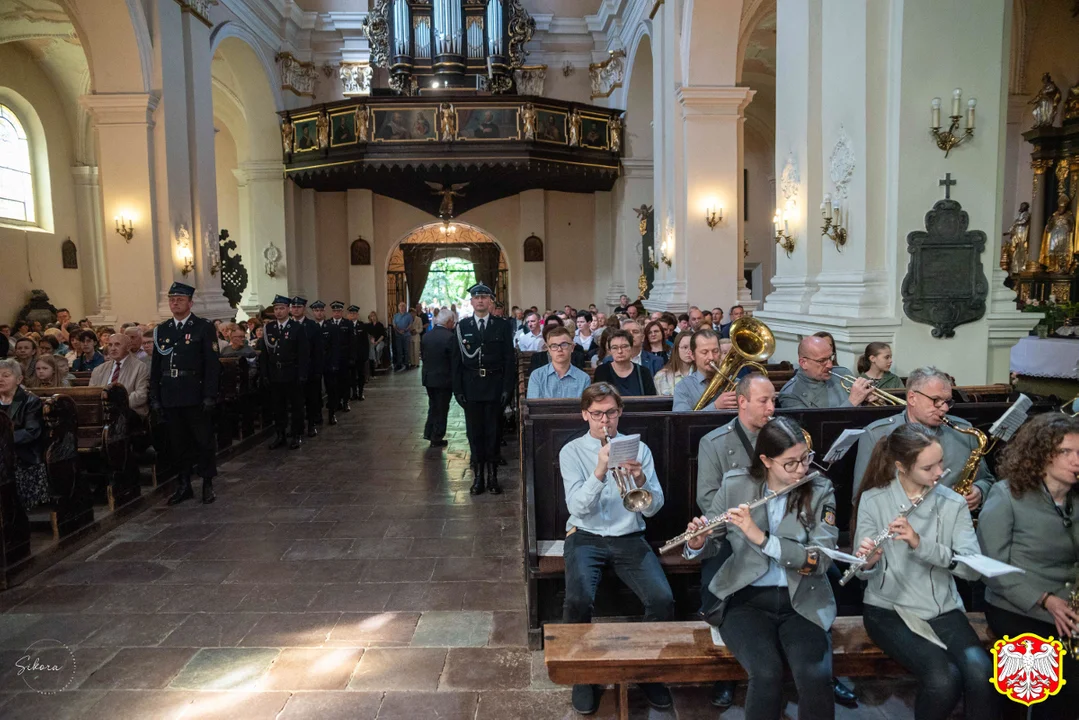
[0, 104, 35, 223]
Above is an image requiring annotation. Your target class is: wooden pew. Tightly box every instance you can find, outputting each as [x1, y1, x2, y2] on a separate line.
[545, 615, 992, 720]
[71, 370, 91, 387]
[0, 411, 32, 588]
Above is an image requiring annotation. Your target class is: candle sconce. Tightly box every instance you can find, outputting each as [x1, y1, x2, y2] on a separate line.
[660, 219, 674, 267]
[114, 215, 134, 243]
[773, 208, 794, 258]
[647, 246, 659, 270]
[820, 194, 847, 250]
[930, 89, 976, 158]
[206, 224, 221, 277]
[705, 203, 723, 231]
[176, 224, 194, 277]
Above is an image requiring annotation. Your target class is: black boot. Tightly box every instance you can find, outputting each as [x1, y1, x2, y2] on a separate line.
[168, 476, 194, 506]
[307, 423, 318, 438]
[342, 401, 351, 413]
[833, 678, 858, 707]
[201, 478, 216, 504]
[289, 435, 303, 450]
[486, 463, 502, 495]
[469, 464, 485, 495]
[269, 434, 286, 450]
[328, 413, 338, 426]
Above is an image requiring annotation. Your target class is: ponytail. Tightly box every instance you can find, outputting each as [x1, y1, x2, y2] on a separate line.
[851, 424, 938, 540]
[857, 342, 891, 376]
[856, 353, 871, 375]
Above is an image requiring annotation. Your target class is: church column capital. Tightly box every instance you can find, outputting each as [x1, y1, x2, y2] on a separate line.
[79, 93, 160, 126]
[235, 160, 285, 184]
[676, 85, 755, 116]
[70, 165, 100, 185]
[621, 158, 654, 179]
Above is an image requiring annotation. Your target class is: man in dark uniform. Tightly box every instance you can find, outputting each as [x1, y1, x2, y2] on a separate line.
[452, 283, 515, 495]
[347, 305, 368, 402]
[258, 295, 309, 449]
[291, 296, 324, 437]
[326, 301, 352, 416]
[422, 308, 456, 447]
[151, 282, 221, 505]
[311, 301, 340, 426]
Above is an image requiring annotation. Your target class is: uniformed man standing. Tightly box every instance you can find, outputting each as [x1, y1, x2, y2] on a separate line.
[151, 282, 221, 505]
[291, 296, 324, 437]
[311, 301, 338, 426]
[452, 283, 515, 495]
[329, 302, 353, 414]
[259, 295, 309, 449]
[347, 305, 369, 402]
[776, 335, 873, 409]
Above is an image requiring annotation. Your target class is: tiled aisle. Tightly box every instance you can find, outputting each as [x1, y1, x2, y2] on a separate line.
[0, 371, 929, 719]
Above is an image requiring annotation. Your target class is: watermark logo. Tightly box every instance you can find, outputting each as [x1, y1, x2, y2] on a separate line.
[990, 633, 1066, 706]
[15, 639, 76, 694]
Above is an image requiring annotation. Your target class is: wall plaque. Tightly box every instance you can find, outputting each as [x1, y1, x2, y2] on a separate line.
[901, 198, 988, 338]
[351, 237, 371, 266]
[61, 238, 78, 269]
[523, 234, 543, 262]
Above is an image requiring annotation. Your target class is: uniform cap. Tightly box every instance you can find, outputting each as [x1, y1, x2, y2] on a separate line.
[272, 295, 291, 306]
[330, 301, 345, 310]
[168, 282, 196, 297]
[468, 282, 494, 297]
[347, 305, 360, 312]
[290, 296, 308, 307]
[310, 300, 326, 309]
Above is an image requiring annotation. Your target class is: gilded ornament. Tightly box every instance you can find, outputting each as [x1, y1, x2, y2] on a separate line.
[355, 105, 370, 142]
[521, 103, 537, 140]
[568, 110, 581, 147]
[361, 0, 391, 68]
[506, 0, 536, 68]
[1004, 201, 1031, 275]
[1065, 81, 1079, 121]
[1030, 73, 1062, 128]
[281, 119, 294, 153]
[439, 103, 457, 142]
[1042, 194, 1076, 272]
[609, 116, 622, 153]
[316, 113, 330, 149]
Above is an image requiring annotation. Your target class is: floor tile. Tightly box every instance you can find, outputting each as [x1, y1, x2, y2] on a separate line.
[261, 647, 363, 690]
[410, 611, 493, 647]
[168, 647, 280, 690]
[375, 691, 477, 720]
[347, 647, 448, 691]
[79, 647, 197, 689]
[440, 647, 531, 690]
[277, 691, 382, 720]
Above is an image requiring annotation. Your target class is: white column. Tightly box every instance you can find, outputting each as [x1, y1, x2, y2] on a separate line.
[233, 161, 288, 311]
[347, 189, 377, 314]
[70, 165, 115, 323]
[613, 159, 652, 308]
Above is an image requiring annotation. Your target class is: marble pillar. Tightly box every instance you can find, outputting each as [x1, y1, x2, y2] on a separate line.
[234, 161, 289, 311]
[70, 165, 114, 323]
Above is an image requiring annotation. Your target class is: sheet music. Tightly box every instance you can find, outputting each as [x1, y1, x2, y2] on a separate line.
[822, 429, 865, 464]
[895, 606, 948, 650]
[953, 553, 1024, 578]
[807, 545, 866, 566]
[710, 625, 726, 647]
[607, 434, 641, 466]
[538, 541, 564, 557]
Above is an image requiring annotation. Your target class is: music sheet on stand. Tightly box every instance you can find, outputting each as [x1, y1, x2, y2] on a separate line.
[607, 434, 640, 466]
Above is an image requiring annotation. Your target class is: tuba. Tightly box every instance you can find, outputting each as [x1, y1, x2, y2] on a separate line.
[693, 317, 776, 411]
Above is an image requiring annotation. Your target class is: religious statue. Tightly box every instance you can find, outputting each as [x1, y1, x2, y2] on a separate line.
[568, 110, 581, 147]
[316, 113, 330, 149]
[609, 116, 622, 153]
[1042, 194, 1076, 273]
[424, 181, 469, 219]
[1065, 80, 1079, 122]
[521, 103, 536, 140]
[1030, 73, 1062, 128]
[1003, 201, 1030, 274]
[281, 119, 295, 153]
[354, 104, 370, 142]
[439, 103, 457, 142]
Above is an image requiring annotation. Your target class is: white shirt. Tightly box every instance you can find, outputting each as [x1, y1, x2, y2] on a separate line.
[172, 314, 192, 330]
[575, 332, 594, 351]
[516, 332, 546, 352]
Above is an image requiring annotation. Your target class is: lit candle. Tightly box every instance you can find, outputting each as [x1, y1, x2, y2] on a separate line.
[966, 98, 976, 130]
[833, 202, 841, 226]
[951, 88, 962, 118]
[821, 194, 832, 220]
[115, 217, 120, 231]
[931, 98, 941, 129]
[773, 210, 781, 233]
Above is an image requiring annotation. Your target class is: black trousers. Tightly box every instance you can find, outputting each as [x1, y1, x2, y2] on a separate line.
[304, 374, 323, 425]
[271, 381, 305, 437]
[164, 405, 216, 480]
[350, 363, 365, 397]
[424, 387, 452, 441]
[463, 399, 501, 464]
[719, 586, 834, 720]
[863, 605, 998, 720]
[324, 368, 342, 413]
[986, 604, 1079, 719]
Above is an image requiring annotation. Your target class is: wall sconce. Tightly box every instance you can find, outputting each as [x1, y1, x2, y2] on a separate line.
[264, 242, 282, 278]
[820, 194, 847, 250]
[176, 224, 194, 277]
[773, 207, 794, 257]
[660, 219, 674, 267]
[206, 224, 221, 277]
[114, 215, 134, 242]
[930, 89, 975, 157]
[647, 245, 659, 270]
[705, 200, 723, 231]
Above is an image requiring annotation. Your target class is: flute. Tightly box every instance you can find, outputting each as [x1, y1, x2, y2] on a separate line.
[838, 470, 948, 587]
[660, 471, 823, 554]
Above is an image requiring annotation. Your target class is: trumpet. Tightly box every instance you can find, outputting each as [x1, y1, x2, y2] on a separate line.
[660, 470, 822, 554]
[831, 370, 907, 407]
[838, 472, 946, 586]
[602, 427, 653, 513]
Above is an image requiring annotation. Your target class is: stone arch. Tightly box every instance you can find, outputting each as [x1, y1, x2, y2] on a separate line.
[736, 0, 775, 84]
[681, 0, 743, 87]
[209, 22, 284, 113]
[622, 29, 654, 161]
[57, 0, 152, 94]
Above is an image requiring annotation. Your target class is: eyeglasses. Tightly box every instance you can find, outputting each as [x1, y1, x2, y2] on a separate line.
[587, 408, 623, 421]
[781, 452, 814, 472]
[911, 389, 955, 409]
[548, 342, 573, 351]
[609, 344, 632, 352]
[802, 355, 833, 366]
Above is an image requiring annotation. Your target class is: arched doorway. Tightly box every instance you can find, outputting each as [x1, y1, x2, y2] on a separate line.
[386, 222, 508, 319]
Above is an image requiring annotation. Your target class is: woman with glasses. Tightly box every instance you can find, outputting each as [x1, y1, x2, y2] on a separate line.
[852, 424, 997, 720]
[593, 329, 657, 396]
[561, 382, 674, 715]
[977, 412, 1079, 719]
[851, 366, 994, 510]
[684, 416, 837, 720]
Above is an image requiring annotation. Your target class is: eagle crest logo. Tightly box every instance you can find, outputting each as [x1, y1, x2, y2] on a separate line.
[990, 633, 1066, 706]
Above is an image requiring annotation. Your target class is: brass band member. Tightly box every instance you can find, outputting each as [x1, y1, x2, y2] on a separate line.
[776, 335, 873, 409]
[561, 383, 673, 715]
[852, 424, 998, 720]
[853, 366, 994, 510]
[685, 417, 838, 720]
[977, 413, 1079, 719]
[672, 329, 738, 411]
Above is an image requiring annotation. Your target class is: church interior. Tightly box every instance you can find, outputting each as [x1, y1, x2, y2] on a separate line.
[1, 0, 1079, 718]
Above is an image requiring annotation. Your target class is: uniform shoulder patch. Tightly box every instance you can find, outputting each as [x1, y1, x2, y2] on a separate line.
[821, 503, 836, 526]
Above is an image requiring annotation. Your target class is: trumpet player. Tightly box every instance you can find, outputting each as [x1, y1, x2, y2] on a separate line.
[684, 417, 838, 720]
[777, 336, 874, 409]
[852, 367, 994, 510]
[560, 382, 673, 715]
[977, 413, 1079, 719]
[672, 329, 739, 411]
[851, 425, 997, 720]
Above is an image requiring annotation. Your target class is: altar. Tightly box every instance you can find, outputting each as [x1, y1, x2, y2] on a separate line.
[1010, 335, 1079, 398]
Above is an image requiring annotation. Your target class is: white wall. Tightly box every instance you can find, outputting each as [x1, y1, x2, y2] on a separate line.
[744, 125, 775, 300]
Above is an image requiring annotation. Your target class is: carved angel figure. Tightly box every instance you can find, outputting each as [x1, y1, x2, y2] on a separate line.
[439, 103, 457, 142]
[355, 105, 370, 142]
[281, 120, 295, 153]
[1030, 73, 1062, 128]
[1043, 194, 1076, 273]
[316, 113, 330, 149]
[1065, 80, 1079, 122]
[568, 110, 581, 147]
[425, 181, 469, 219]
[521, 103, 537, 140]
[1004, 201, 1030, 274]
[609, 116, 623, 153]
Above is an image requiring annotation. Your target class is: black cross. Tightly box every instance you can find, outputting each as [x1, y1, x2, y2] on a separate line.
[939, 173, 957, 199]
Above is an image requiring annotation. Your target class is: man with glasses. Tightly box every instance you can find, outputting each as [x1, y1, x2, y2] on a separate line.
[527, 326, 590, 399]
[777, 335, 873, 409]
[672, 329, 739, 412]
[561, 382, 674, 715]
[852, 365, 994, 509]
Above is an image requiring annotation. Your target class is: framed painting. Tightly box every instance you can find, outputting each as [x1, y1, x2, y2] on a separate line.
[330, 111, 358, 146]
[535, 109, 567, 144]
[579, 115, 609, 150]
[372, 107, 437, 142]
[456, 107, 520, 140]
[293, 116, 319, 152]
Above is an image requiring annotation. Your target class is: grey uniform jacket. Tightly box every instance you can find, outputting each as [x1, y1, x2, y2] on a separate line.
[776, 369, 853, 409]
[854, 480, 981, 620]
[977, 481, 1079, 625]
[851, 412, 994, 501]
[696, 418, 756, 516]
[695, 468, 839, 630]
[672, 369, 719, 412]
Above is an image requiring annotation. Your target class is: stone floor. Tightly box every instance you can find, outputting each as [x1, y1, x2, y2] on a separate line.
[0, 370, 935, 718]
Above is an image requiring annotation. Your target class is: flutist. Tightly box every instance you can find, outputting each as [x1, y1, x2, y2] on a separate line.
[977, 413, 1079, 719]
[559, 383, 673, 716]
[851, 425, 997, 720]
[683, 417, 837, 720]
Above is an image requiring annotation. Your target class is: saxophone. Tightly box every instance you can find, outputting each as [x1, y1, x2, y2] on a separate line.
[941, 418, 989, 496]
[1065, 578, 1079, 660]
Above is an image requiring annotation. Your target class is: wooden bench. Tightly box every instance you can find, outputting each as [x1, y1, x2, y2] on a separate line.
[545, 615, 991, 720]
